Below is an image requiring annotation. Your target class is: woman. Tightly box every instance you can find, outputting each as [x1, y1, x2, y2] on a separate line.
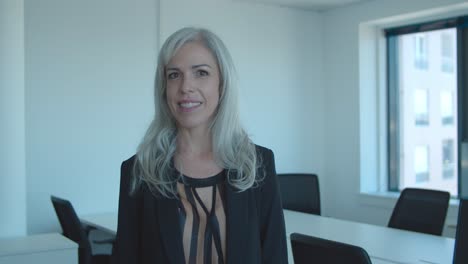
[111, 27, 287, 264]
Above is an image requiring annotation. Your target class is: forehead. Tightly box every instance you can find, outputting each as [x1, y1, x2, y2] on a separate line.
[166, 41, 218, 68]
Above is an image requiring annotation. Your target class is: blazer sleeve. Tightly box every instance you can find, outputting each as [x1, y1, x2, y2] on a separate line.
[111, 156, 142, 264]
[258, 148, 289, 263]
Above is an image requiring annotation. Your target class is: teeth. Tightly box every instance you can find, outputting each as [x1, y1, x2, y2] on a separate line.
[179, 102, 201, 108]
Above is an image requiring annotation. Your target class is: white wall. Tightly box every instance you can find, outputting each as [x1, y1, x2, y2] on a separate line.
[0, 0, 27, 238]
[24, 0, 158, 233]
[321, 0, 468, 229]
[160, 0, 324, 175]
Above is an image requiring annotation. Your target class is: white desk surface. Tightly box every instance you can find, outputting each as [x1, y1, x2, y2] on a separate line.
[284, 210, 454, 264]
[81, 210, 454, 264]
[0, 233, 77, 257]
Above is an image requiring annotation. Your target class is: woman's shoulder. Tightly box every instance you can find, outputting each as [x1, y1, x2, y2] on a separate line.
[119, 155, 137, 189]
[254, 144, 274, 157]
[252, 144, 279, 200]
[253, 144, 275, 167]
[252, 144, 276, 188]
[122, 154, 137, 168]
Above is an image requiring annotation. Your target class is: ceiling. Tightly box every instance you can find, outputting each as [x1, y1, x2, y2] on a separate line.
[232, 0, 373, 12]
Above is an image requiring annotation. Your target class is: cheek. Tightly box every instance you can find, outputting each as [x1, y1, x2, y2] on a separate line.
[165, 89, 176, 113]
[164, 90, 170, 106]
[207, 88, 220, 108]
[165, 87, 175, 103]
[210, 80, 221, 102]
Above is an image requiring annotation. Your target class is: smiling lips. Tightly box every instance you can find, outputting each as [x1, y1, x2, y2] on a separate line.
[178, 101, 202, 112]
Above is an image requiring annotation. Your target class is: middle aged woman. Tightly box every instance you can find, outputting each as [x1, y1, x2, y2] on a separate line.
[111, 27, 288, 264]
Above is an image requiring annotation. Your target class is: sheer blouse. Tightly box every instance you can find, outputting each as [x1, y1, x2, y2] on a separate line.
[176, 170, 227, 264]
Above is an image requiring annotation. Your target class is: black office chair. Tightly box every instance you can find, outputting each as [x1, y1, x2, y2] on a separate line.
[51, 195, 113, 264]
[277, 173, 321, 215]
[388, 188, 450, 236]
[453, 198, 468, 264]
[290, 233, 372, 264]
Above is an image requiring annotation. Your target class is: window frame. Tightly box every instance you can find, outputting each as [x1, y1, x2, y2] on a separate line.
[385, 16, 468, 197]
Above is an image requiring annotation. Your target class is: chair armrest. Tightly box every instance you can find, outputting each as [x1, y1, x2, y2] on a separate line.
[93, 238, 115, 245]
[82, 224, 97, 236]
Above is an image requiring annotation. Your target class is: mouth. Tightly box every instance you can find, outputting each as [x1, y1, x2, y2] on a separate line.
[178, 101, 202, 112]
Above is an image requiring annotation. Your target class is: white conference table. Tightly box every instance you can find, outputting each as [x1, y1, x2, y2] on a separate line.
[0, 233, 77, 264]
[81, 210, 454, 264]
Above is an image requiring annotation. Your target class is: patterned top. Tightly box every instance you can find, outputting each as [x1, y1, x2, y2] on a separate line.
[176, 170, 226, 264]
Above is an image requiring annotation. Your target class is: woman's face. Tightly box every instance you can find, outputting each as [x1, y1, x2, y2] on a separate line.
[165, 41, 221, 132]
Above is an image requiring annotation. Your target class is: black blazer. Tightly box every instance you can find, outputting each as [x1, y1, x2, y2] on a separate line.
[111, 145, 288, 264]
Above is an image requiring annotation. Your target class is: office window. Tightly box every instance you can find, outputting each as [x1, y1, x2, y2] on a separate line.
[443, 139, 455, 179]
[414, 34, 428, 70]
[386, 17, 468, 197]
[414, 146, 429, 183]
[440, 90, 454, 125]
[414, 89, 429, 125]
[441, 32, 455, 73]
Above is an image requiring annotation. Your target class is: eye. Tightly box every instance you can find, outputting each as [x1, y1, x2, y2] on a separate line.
[167, 71, 180, 80]
[196, 69, 209, 77]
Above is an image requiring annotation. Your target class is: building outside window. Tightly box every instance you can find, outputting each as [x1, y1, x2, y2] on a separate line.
[387, 24, 460, 196]
[440, 90, 454, 125]
[414, 34, 428, 70]
[441, 32, 455, 73]
[442, 139, 455, 179]
[414, 89, 429, 125]
[414, 145, 430, 183]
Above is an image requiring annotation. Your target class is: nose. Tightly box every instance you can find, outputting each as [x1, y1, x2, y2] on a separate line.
[180, 76, 194, 94]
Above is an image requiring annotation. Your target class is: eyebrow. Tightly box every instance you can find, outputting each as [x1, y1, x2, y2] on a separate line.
[192, 64, 212, 69]
[166, 64, 212, 71]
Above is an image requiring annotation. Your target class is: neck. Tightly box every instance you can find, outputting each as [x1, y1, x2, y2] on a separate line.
[174, 126, 223, 178]
[176, 127, 213, 157]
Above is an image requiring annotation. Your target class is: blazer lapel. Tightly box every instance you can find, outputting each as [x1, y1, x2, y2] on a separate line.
[157, 196, 186, 264]
[225, 171, 250, 263]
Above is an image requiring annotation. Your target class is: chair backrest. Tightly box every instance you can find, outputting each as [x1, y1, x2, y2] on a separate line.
[388, 188, 450, 236]
[453, 198, 468, 264]
[277, 173, 321, 215]
[51, 195, 92, 264]
[290, 233, 372, 264]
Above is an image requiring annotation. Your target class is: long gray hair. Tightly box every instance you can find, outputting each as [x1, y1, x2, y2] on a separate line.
[132, 27, 260, 198]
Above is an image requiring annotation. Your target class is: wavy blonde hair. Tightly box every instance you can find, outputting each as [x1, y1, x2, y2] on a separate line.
[132, 27, 260, 198]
